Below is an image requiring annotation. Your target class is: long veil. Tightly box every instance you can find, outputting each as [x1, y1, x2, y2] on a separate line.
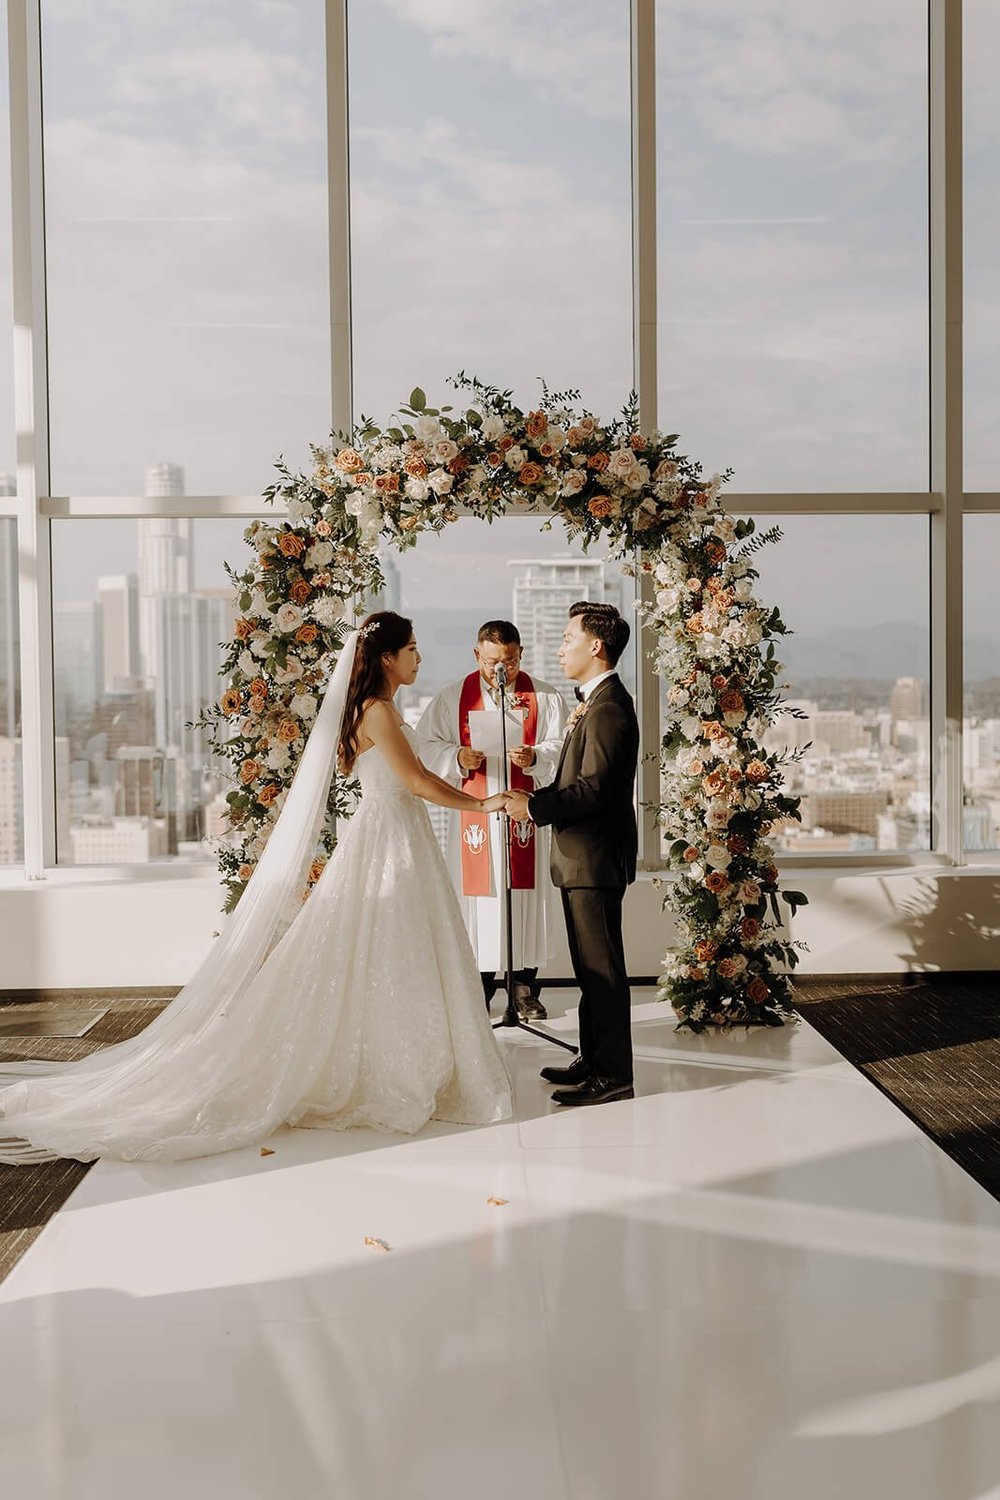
[0, 630, 361, 1163]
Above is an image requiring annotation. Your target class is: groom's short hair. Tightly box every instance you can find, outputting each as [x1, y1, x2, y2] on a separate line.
[478, 620, 521, 647]
[569, 601, 630, 666]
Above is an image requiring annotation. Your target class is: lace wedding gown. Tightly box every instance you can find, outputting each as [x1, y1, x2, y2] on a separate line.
[0, 722, 512, 1163]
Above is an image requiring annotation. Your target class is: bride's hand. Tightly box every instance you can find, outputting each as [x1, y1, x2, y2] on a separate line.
[481, 793, 510, 814]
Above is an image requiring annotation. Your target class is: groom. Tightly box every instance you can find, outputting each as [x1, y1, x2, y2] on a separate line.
[503, 602, 639, 1106]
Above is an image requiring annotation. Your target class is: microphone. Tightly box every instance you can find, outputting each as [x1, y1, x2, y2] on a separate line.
[494, 664, 508, 691]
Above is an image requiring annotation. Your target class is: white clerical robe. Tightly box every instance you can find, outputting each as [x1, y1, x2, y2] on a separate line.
[416, 674, 567, 971]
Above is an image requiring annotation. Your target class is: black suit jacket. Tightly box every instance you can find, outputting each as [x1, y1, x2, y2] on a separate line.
[528, 675, 639, 892]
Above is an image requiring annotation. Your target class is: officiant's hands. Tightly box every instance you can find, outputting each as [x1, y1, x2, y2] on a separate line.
[458, 747, 486, 772]
[502, 789, 533, 822]
[508, 746, 536, 769]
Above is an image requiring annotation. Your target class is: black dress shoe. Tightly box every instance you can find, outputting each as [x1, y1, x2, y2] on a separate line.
[540, 1057, 591, 1085]
[513, 982, 547, 1022]
[551, 1076, 634, 1107]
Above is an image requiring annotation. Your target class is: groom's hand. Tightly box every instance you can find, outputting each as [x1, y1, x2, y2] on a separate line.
[504, 790, 532, 822]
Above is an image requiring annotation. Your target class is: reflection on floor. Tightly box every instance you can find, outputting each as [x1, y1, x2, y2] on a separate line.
[2, 988, 1000, 1500]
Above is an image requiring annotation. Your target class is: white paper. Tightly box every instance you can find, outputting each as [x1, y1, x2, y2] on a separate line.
[467, 708, 524, 757]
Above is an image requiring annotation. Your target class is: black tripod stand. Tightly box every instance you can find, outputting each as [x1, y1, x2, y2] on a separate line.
[490, 665, 577, 1054]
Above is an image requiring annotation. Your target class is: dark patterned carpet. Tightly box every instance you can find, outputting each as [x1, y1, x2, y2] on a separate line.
[795, 974, 1000, 1203]
[0, 991, 173, 1282]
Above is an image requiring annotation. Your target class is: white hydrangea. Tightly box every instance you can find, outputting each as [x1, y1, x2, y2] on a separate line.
[311, 595, 346, 627]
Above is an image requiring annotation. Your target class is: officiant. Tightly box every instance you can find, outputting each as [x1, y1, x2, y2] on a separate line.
[416, 620, 567, 1018]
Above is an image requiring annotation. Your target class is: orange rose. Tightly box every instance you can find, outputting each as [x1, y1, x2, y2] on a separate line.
[334, 446, 364, 473]
[239, 759, 261, 785]
[355, 471, 374, 487]
[566, 426, 586, 447]
[695, 940, 717, 963]
[629, 433, 646, 451]
[703, 771, 727, 795]
[278, 532, 306, 558]
[497, 436, 515, 454]
[486, 450, 504, 468]
[688, 965, 706, 983]
[519, 461, 545, 486]
[448, 453, 471, 474]
[717, 957, 738, 980]
[295, 623, 319, 645]
[705, 541, 726, 564]
[257, 783, 281, 807]
[234, 618, 254, 640]
[277, 718, 300, 743]
[404, 456, 428, 479]
[237, 863, 255, 882]
[250, 677, 268, 698]
[587, 451, 610, 473]
[741, 917, 761, 941]
[745, 760, 770, 782]
[719, 690, 745, 714]
[307, 858, 326, 884]
[711, 674, 728, 691]
[714, 590, 734, 610]
[747, 977, 770, 1005]
[525, 410, 548, 439]
[588, 495, 615, 519]
[220, 688, 242, 715]
[290, 579, 312, 605]
[686, 613, 705, 635]
[705, 871, 730, 893]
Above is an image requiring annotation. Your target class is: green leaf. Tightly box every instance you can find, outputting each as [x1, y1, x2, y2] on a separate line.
[409, 387, 427, 412]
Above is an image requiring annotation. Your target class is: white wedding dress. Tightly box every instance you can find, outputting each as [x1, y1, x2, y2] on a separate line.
[0, 639, 512, 1164]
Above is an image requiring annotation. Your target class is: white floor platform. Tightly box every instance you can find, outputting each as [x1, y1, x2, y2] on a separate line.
[3, 990, 1000, 1500]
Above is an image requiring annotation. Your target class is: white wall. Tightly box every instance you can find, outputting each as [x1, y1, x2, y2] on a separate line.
[1, 864, 998, 990]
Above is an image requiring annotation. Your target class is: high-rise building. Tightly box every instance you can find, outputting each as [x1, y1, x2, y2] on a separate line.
[510, 556, 619, 702]
[54, 601, 101, 734]
[0, 474, 18, 741]
[0, 735, 70, 865]
[97, 574, 141, 693]
[890, 677, 926, 723]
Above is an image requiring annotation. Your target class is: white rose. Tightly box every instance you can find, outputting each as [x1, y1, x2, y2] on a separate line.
[505, 446, 527, 473]
[623, 467, 646, 492]
[561, 470, 586, 496]
[345, 493, 365, 518]
[276, 604, 304, 634]
[250, 631, 270, 658]
[274, 655, 304, 684]
[267, 744, 292, 771]
[427, 468, 454, 496]
[415, 415, 442, 440]
[431, 438, 458, 464]
[654, 562, 673, 583]
[729, 953, 748, 974]
[249, 589, 270, 618]
[481, 413, 506, 442]
[238, 716, 258, 738]
[705, 844, 732, 870]
[689, 863, 706, 882]
[544, 426, 567, 451]
[680, 715, 702, 741]
[707, 803, 731, 830]
[405, 476, 430, 502]
[607, 447, 637, 478]
[238, 650, 256, 676]
[743, 790, 763, 811]
[361, 518, 381, 545]
[286, 496, 313, 524]
[734, 578, 754, 602]
[656, 587, 680, 611]
[306, 541, 334, 568]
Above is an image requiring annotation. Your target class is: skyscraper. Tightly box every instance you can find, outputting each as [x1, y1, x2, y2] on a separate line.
[509, 556, 621, 702]
[890, 677, 926, 723]
[97, 574, 141, 693]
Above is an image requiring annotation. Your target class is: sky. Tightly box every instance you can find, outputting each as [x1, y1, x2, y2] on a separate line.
[0, 0, 997, 664]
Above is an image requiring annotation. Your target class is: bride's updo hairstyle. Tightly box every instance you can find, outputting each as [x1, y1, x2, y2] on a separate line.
[338, 610, 414, 773]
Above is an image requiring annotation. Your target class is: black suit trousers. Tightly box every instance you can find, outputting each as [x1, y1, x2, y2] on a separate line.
[561, 887, 632, 1083]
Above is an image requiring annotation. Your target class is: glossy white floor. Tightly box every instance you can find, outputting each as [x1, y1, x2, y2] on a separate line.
[3, 989, 1000, 1500]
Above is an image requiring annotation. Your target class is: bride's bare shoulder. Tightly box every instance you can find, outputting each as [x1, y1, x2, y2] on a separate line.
[359, 698, 403, 735]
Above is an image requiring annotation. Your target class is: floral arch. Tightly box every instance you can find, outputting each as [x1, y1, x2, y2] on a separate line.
[203, 375, 807, 1031]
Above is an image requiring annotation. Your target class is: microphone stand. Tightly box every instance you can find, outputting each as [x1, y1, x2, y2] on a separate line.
[491, 666, 577, 1054]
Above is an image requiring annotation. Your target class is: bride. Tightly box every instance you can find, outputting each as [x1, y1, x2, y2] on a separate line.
[0, 612, 513, 1163]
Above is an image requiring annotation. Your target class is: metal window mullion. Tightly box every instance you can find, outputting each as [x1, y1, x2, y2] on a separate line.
[8, 0, 55, 876]
[631, 0, 660, 870]
[326, 0, 352, 438]
[929, 0, 963, 861]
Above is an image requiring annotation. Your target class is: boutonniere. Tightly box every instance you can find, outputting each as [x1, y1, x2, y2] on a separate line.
[563, 699, 590, 737]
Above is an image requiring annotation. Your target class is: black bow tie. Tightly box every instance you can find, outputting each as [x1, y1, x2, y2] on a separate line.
[574, 686, 585, 703]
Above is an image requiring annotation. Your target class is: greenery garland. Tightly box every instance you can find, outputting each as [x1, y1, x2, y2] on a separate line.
[200, 375, 807, 1031]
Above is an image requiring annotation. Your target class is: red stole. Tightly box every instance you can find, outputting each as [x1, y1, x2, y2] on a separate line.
[459, 671, 538, 896]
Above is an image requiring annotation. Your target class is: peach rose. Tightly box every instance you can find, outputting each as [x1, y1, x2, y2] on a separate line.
[256, 783, 281, 807]
[587, 451, 610, 473]
[354, 472, 374, 487]
[290, 579, 312, 606]
[497, 436, 515, 454]
[334, 446, 364, 473]
[688, 965, 706, 983]
[237, 863, 255, 882]
[705, 871, 729, 893]
[235, 618, 254, 640]
[278, 532, 306, 558]
[307, 859, 326, 884]
[588, 495, 615, 519]
[719, 689, 745, 714]
[683, 846, 700, 862]
[686, 613, 705, 635]
[220, 689, 242, 715]
[248, 694, 266, 714]
[711, 674, 728, 691]
[486, 450, 504, 468]
[566, 426, 587, 447]
[537, 440, 557, 459]
[717, 957, 738, 980]
[578, 416, 597, 435]
[314, 519, 332, 537]
[741, 917, 761, 941]
[519, 461, 545, 486]
[747, 977, 770, 1005]
[629, 432, 646, 452]
[277, 718, 300, 743]
[239, 759, 261, 785]
[374, 472, 400, 493]
[250, 677, 268, 698]
[745, 760, 770, 782]
[703, 771, 727, 796]
[525, 410, 548, 439]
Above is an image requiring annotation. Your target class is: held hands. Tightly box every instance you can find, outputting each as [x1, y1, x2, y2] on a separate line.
[480, 792, 510, 814]
[501, 789, 532, 822]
